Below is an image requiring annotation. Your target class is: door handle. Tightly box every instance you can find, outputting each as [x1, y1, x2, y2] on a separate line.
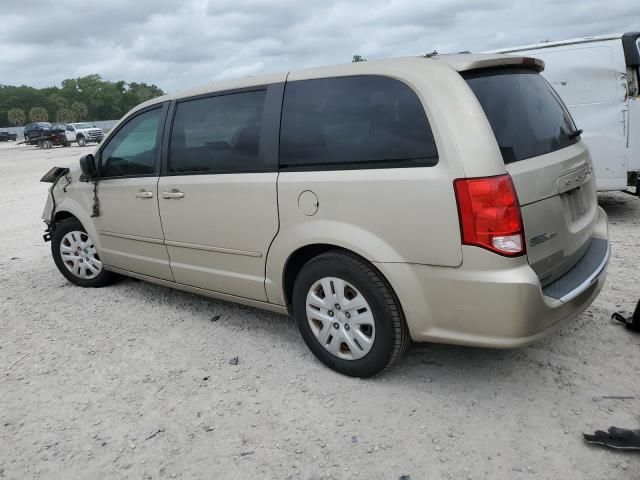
[162, 189, 185, 199]
[135, 190, 154, 199]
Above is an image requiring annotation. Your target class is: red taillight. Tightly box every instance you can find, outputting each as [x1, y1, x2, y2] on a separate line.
[453, 174, 525, 257]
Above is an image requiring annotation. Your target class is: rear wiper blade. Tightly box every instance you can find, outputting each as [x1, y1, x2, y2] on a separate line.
[568, 128, 583, 139]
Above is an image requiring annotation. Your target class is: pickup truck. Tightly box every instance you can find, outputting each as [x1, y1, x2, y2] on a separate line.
[0, 131, 18, 141]
[64, 123, 104, 146]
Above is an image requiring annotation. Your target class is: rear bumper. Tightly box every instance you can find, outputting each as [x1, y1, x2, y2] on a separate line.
[376, 206, 609, 348]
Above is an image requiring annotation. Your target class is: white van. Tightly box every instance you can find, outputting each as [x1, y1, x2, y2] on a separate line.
[492, 32, 640, 192]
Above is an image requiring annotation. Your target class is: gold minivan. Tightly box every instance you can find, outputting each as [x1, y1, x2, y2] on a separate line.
[42, 54, 610, 377]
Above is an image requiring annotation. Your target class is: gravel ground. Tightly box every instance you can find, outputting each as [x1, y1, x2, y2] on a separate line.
[1, 141, 639, 480]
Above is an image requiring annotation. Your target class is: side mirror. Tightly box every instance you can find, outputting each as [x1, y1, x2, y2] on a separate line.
[79, 154, 97, 181]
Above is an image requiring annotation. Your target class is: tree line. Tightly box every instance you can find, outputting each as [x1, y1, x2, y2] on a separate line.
[0, 74, 165, 127]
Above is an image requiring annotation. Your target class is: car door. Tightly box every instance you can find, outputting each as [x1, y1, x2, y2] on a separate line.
[23, 124, 33, 141]
[92, 103, 174, 281]
[157, 84, 283, 300]
[65, 125, 75, 142]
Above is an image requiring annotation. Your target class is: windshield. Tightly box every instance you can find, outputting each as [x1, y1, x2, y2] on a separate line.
[73, 123, 93, 129]
[463, 67, 578, 164]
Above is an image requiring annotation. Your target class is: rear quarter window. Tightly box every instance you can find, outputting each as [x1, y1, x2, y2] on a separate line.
[463, 67, 579, 164]
[279, 75, 438, 169]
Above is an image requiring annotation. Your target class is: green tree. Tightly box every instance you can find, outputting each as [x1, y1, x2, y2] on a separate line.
[352, 54, 367, 63]
[48, 94, 68, 111]
[29, 106, 48, 122]
[0, 75, 164, 127]
[7, 108, 26, 126]
[56, 107, 75, 123]
[71, 102, 88, 121]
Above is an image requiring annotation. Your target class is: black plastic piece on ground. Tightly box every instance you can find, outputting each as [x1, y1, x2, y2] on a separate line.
[612, 297, 640, 332]
[583, 426, 640, 450]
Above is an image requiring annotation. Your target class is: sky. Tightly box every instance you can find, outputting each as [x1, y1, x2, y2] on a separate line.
[1, 0, 639, 93]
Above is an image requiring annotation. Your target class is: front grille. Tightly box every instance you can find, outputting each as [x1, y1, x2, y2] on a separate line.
[86, 130, 103, 141]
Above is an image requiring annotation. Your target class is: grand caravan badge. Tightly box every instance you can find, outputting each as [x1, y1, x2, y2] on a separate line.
[529, 232, 558, 247]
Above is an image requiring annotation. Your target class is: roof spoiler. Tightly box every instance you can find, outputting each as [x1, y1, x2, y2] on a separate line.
[464, 56, 545, 73]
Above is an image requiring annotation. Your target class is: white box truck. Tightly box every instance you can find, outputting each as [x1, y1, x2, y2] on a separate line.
[491, 32, 640, 192]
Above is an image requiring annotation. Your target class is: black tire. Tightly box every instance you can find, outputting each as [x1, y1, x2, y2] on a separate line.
[24, 135, 29, 143]
[292, 250, 410, 377]
[77, 136, 86, 147]
[51, 218, 114, 288]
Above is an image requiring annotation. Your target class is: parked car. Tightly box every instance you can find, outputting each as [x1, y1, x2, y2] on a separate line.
[41, 54, 610, 377]
[65, 123, 104, 146]
[24, 122, 68, 148]
[0, 131, 17, 141]
[23, 122, 53, 144]
[491, 32, 640, 192]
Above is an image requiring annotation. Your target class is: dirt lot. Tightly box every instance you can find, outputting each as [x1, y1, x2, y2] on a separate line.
[0, 141, 639, 480]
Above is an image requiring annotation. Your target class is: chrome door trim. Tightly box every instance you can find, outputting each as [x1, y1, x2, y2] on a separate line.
[164, 239, 262, 257]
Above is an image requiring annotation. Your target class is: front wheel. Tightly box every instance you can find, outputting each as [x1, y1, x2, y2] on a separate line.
[77, 136, 86, 147]
[51, 218, 114, 287]
[292, 251, 409, 377]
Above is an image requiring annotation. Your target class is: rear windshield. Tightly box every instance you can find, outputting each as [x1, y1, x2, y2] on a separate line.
[463, 67, 578, 164]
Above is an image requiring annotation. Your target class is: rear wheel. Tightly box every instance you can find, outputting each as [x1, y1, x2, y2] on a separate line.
[51, 218, 114, 287]
[292, 251, 409, 377]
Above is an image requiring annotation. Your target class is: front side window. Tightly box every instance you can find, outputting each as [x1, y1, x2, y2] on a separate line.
[100, 108, 161, 178]
[463, 67, 578, 164]
[279, 75, 438, 169]
[169, 90, 267, 174]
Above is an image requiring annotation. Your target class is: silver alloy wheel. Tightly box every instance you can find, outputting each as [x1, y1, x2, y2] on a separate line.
[306, 277, 376, 360]
[59, 230, 102, 279]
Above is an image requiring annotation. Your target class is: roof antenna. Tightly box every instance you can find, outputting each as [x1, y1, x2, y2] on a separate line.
[422, 50, 438, 58]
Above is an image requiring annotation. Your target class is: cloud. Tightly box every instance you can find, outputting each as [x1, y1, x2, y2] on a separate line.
[0, 0, 638, 97]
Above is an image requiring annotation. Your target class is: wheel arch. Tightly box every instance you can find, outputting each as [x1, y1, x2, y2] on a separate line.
[49, 198, 102, 252]
[280, 243, 403, 316]
[52, 210, 77, 224]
